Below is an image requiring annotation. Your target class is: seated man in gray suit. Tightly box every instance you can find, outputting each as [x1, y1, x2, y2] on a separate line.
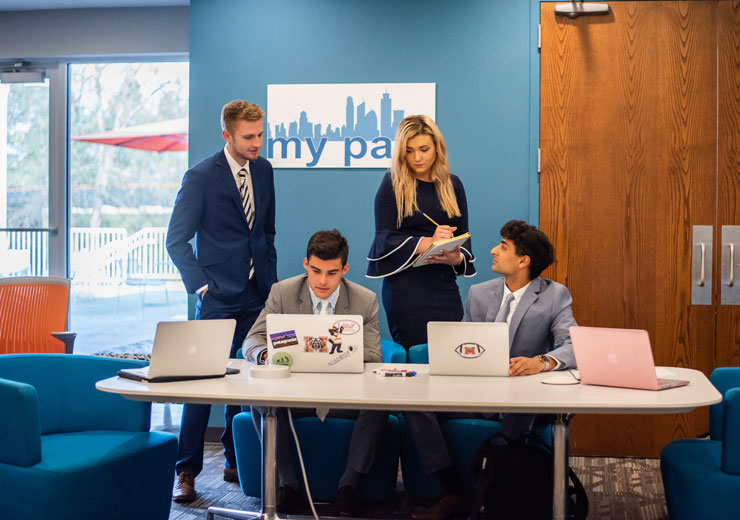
[464, 219, 576, 375]
[243, 229, 384, 515]
[464, 219, 577, 440]
[413, 220, 577, 520]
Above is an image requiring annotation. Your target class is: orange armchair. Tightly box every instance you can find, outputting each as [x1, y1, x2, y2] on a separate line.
[0, 277, 76, 354]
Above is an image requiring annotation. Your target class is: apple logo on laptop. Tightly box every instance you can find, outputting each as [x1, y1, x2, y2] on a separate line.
[188, 345, 198, 355]
[607, 352, 619, 364]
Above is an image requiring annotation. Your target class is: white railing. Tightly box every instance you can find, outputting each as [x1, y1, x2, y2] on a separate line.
[70, 227, 128, 285]
[1, 227, 181, 285]
[1, 230, 49, 276]
[126, 227, 181, 281]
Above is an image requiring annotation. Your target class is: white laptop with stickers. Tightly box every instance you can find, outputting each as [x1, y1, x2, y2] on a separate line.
[265, 314, 364, 373]
[427, 321, 510, 376]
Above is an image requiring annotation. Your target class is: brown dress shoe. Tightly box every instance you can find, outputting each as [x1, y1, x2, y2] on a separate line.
[223, 466, 239, 483]
[172, 472, 197, 503]
[411, 493, 462, 520]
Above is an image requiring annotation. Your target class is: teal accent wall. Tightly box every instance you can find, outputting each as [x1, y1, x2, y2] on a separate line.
[189, 0, 541, 336]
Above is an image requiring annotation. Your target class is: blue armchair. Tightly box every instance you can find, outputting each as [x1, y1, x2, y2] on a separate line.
[382, 338, 407, 363]
[661, 367, 740, 520]
[408, 343, 428, 364]
[233, 411, 400, 502]
[0, 354, 178, 520]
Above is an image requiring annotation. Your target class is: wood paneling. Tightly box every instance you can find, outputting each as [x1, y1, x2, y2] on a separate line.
[717, 0, 740, 368]
[540, 2, 717, 456]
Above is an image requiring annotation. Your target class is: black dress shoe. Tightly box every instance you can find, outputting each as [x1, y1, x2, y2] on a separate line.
[172, 472, 197, 503]
[335, 485, 358, 516]
[223, 466, 239, 483]
[276, 485, 304, 514]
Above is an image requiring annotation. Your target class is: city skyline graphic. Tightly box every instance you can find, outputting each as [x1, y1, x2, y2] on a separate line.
[266, 83, 435, 168]
[267, 92, 405, 142]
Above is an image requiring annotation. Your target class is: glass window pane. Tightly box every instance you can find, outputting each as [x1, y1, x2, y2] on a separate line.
[68, 62, 189, 358]
[0, 80, 50, 276]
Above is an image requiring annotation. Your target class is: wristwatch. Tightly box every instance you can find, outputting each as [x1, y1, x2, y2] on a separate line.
[537, 354, 552, 372]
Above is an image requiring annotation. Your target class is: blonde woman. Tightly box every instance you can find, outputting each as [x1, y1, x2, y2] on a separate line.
[367, 115, 476, 349]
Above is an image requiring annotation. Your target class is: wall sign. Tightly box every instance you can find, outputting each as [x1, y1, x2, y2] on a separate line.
[266, 83, 435, 168]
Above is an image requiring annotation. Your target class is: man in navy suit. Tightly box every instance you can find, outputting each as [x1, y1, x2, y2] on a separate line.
[166, 100, 277, 502]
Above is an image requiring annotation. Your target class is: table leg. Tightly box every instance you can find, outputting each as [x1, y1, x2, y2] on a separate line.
[552, 413, 572, 520]
[207, 407, 280, 520]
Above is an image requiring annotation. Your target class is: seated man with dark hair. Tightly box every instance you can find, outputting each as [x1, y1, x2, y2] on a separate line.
[411, 220, 578, 520]
[465, 219, 576, 378]
[243, 229, 385, 516]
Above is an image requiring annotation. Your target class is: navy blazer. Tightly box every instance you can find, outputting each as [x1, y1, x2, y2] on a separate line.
[166, 150, 277, 303]
[463, 277, 577, 368]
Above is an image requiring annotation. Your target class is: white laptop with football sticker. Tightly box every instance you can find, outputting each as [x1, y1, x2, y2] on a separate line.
[428, 321, 510, 376]
[266, 314, 364, 373]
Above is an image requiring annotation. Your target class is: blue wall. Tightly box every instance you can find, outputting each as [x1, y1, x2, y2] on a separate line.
[189, 0, 539, 337]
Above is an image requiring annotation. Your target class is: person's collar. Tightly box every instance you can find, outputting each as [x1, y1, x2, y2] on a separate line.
[223, 144, 251, 176]
[308, 283, 341, 313]
[503, 279, 531, 303]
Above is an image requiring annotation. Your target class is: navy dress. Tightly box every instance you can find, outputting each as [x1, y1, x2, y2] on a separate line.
[367, 172, 476, 348]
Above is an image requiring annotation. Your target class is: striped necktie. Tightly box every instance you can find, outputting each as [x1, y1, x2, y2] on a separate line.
[238, 168, 255, 280]
[238, 168, 255, 229]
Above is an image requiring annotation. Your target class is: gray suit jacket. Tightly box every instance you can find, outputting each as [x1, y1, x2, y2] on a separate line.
[463, 277, 577, 368]
[243, 274, 382, 364]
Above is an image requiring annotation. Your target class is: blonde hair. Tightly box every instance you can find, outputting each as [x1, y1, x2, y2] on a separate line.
[391, 115, 461, 227]
[221, 100, 265, 134]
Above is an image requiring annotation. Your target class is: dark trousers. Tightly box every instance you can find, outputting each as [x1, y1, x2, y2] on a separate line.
[175, 280, 264, 476]
[250, 407, 388, 491]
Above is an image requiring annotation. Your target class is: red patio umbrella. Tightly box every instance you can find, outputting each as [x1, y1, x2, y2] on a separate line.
[72, 117, 188, 152]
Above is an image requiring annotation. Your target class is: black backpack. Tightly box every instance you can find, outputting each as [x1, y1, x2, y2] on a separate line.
[469, 432, 588, 520]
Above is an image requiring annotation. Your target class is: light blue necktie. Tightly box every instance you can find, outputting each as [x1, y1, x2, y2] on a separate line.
[495, 293, 515, 323]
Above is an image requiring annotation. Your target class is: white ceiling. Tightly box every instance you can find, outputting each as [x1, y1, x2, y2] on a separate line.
[0, 0, 187, 10]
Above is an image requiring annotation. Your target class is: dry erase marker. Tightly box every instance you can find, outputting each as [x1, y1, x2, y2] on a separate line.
[374, 369, 417, 377]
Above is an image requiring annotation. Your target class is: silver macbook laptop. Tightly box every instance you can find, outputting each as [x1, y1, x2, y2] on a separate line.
[117, 319, 237, 383]
[428, 321, 510, 376]
[265, 314, 364, 373]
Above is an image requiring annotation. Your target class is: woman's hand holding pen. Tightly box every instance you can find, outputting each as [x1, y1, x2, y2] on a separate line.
[415, 225, 458, 254]
[432, 224, 457, 241]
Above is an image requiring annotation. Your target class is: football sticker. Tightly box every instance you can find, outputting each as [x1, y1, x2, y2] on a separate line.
[269, 330, 299, 349]
[455, 343, 485, 358]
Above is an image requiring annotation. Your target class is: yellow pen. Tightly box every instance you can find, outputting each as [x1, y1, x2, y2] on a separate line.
[422, 213, 440, 227]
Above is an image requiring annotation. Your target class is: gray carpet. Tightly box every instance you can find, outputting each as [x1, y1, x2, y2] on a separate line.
[170, 443, 668, 519]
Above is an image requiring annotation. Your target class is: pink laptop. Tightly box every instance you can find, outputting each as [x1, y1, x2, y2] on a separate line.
[570, 326, 689, 391]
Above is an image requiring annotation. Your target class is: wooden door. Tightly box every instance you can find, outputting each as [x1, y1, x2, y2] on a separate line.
[717, 0, 740, 368]
[540, 1, 718, 457]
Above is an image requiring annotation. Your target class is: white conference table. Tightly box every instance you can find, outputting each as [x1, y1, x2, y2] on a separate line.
[96, 361, 722, 520]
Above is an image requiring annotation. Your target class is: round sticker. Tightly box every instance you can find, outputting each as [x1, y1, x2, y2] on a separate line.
[332, 319, 361, 335]
[272, 352, 293, 367]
